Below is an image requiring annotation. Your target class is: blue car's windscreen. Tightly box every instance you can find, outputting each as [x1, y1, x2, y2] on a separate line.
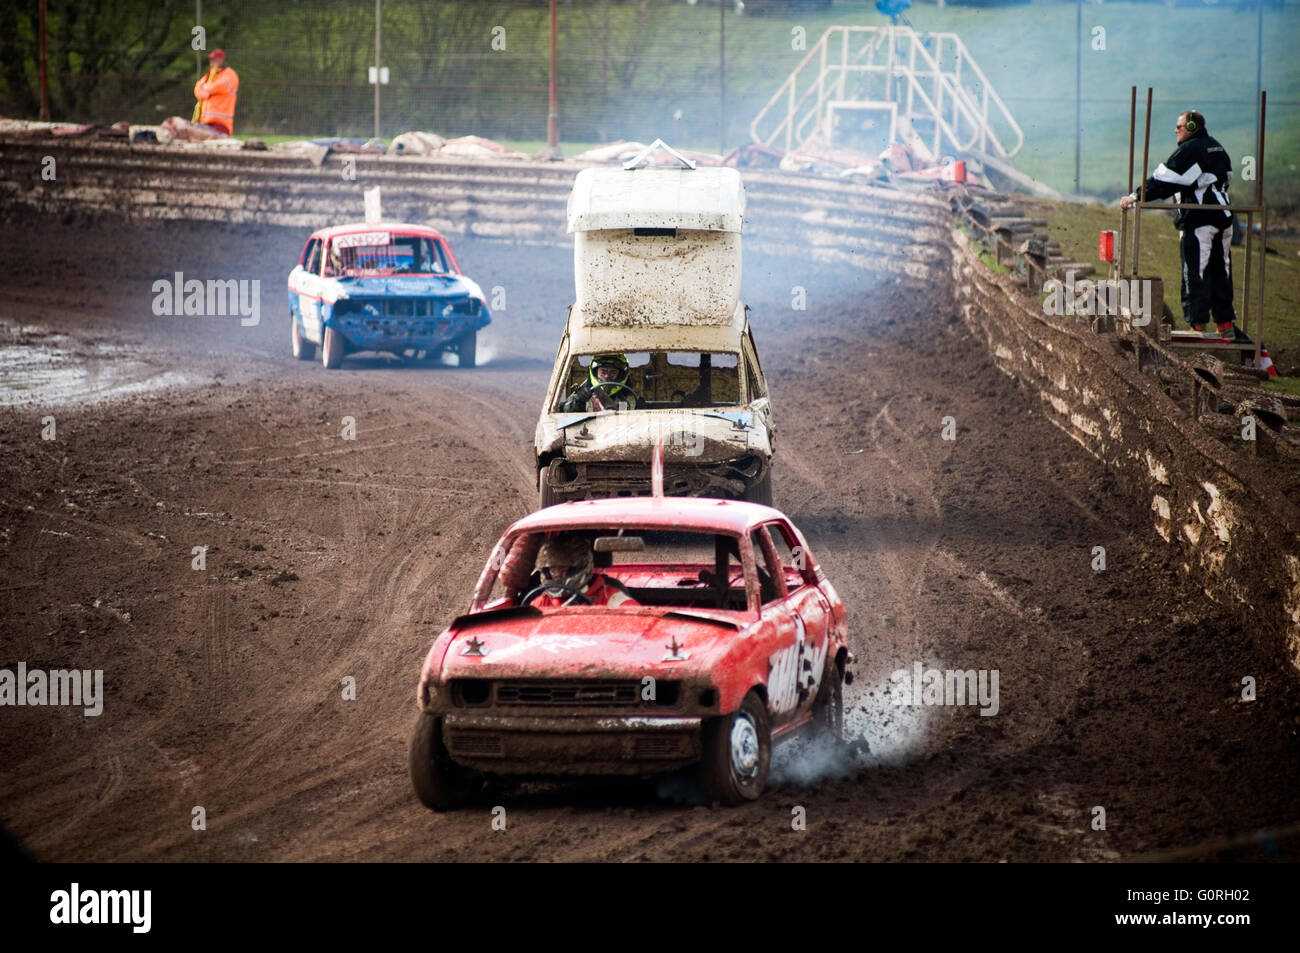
[326, 235, 451, 277]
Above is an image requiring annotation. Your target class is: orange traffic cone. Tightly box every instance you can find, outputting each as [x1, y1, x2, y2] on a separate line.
[1259, 343, 1278, 378]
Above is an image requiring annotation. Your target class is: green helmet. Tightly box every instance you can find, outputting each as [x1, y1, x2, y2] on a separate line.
[588, 353, 630, 390]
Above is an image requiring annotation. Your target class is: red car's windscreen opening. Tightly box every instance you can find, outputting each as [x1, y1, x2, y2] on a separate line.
[480, 529, 761, 612]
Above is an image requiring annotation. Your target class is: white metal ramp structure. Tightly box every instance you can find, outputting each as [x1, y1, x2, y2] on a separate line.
[750, 25, 1024, 173]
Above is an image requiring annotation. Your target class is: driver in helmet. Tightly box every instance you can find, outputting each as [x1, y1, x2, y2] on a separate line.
[530, 534, 639, 608]
[560, 353, 639, 412]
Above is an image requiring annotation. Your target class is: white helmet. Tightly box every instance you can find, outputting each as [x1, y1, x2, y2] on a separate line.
[534, 535, 594, 592]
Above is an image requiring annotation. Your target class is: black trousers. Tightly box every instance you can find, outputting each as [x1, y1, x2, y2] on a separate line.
[1180, 224, 1237, 329]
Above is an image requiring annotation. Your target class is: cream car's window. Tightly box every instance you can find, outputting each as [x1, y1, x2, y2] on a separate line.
[557, 351, 740, 410]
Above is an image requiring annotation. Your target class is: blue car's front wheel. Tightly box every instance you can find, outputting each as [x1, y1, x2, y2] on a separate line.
[456, 329, 477, 368]
[321, 325, 346, 370]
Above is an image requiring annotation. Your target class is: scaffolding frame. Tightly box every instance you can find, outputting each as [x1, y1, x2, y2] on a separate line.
[749, 25, 1022, 164]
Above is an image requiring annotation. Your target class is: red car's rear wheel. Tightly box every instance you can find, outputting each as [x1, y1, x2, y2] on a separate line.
[812, 652, 845, 743]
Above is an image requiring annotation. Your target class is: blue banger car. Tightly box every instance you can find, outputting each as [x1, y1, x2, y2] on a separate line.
[287, 222, 491, 369]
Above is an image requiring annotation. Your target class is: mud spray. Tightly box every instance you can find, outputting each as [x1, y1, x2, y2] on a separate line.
[655, 664, 934, 802]
[769, 663, 934, 785]
[474, 330, 498, 366]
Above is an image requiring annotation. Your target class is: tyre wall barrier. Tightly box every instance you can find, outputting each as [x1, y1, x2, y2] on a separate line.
[0, 137, 950, 284]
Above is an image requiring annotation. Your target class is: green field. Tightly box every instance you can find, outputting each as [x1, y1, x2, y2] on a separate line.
[448, 0, 1298, 208]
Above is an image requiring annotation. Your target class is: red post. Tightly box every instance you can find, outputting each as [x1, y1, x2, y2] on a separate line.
[38, 0, 50, 120]
[546, 0, 559, 156]
[1099, 230, 1115, 263]
[719, 0, 725, 156]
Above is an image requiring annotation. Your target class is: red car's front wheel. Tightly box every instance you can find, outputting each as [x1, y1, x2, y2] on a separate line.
[699, 690, 771, 805]
[409, 713, 475, 812]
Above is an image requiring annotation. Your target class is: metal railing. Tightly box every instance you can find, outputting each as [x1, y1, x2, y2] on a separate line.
[951, 182, 1298, 461]
[749, 26, 1023, 163]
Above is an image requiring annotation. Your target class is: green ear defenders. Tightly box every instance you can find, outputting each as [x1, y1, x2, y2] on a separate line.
[1184, 115, 1197, 132]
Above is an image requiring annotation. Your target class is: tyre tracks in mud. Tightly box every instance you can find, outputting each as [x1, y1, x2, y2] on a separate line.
[111, 367, 547, 860]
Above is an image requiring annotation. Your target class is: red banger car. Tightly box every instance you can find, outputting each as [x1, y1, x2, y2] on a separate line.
[409, 491, 850, 809]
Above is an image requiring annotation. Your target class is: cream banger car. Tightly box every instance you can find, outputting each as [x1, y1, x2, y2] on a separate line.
[535, 144, 775, 506]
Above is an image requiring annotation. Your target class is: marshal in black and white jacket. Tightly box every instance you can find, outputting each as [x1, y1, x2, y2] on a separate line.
[1129, 127, 1233, 231]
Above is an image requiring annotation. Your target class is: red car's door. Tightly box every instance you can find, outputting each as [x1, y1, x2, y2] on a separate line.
[757, 595, 800, 723]
[751, 526, 827, 725]
[764, 522, 832, 720]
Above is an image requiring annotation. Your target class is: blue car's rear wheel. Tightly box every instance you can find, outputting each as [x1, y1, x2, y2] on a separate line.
[291, 314, 315, 361]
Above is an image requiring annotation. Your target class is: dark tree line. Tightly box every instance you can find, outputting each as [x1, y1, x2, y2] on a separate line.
[0, 0, 237, 121]
[0, 0, 744, 145]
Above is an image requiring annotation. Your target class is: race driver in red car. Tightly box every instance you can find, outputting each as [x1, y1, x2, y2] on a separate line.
[530, 535, 639, 608]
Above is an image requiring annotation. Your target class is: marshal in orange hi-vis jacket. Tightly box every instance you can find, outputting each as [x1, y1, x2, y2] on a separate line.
[193, 49, 239, 135]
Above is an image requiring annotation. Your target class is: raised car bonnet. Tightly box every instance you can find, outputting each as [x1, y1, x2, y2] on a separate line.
[567, 167, 745, 234]
[567, 167, 744, 328]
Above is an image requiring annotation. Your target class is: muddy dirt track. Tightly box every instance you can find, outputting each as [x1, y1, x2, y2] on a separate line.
[1, 216, 1298, 862]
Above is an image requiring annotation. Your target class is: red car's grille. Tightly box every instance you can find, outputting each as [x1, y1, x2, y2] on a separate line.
[634, 735, 691, 758]
[447, 732, 502, 756]
[495, 681, 639, 706]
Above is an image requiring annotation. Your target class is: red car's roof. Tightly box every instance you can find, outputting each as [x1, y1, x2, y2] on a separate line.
[311, 222, 449, 242]
[506, 497, 786, 537]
